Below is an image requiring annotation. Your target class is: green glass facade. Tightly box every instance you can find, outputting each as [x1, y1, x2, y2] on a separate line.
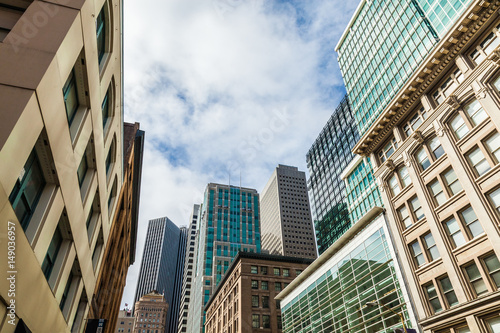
[345, 158, 383, 223]
[307, 95, 359, 254]
[337, 0, 472, 136]
[280, 217, 414, 333]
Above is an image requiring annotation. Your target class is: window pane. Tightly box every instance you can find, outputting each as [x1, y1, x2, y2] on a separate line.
[439, 276, 459, 307]
[443, 169, 462, 195]
[429, 137, 445, 159]
[102, 90, 110, 128]
[429, 180, 446, 206]
[96, 7, 106, 64]
[411, 197, 425, 221]
[450, 114, 469, 139]
[486, 132, 500, 163]
[41, 227, 63, 280]
[423, 233, 440, 261]
[63, 71, 79, 125]
[487, 316, 500, 333]
[77, 154, 88, 187]
[464, 99, 488, 126]
[468, 148, 491, 176]
[445, 218, 466, 248]
[465, 264, 488, 295]
[411, 241, 425, 266]
[461, 207, 483, 238]
[417, 148, 431, 170]
[399, 166, 411, 187]
[484, 254, 500, 288]
[398, 205, 411, 229]
[389, 175, 400, 196]
[491, 188, 500, 213]
[425, 284, 443, 313]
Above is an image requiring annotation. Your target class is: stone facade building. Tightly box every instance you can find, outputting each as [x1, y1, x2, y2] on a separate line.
[133, 291, 168, 333]
[204, 252, 312, 333]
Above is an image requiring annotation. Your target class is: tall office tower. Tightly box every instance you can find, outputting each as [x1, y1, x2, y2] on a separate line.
[0, 0, 124, 332]
[178, 204, 201, 333]
[338, 0, 500, 331]
[261, 164, 317, 259]
[133, 217, 187, 333]
[187, 183, 261, 333]
[306, 96, 360, 254]
[336, 0, 473, 136]
[89, 123, 144, 333]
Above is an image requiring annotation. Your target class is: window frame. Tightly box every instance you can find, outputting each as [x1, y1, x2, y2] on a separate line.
[402, 105, 428, 137]
[378, 137, 398, 163]
[432, 68, 464, 105]
[469, 22, 500, 65]
[448, 98, 489, 141]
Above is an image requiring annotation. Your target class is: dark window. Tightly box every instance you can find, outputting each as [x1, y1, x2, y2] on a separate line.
[42, 227, 63, 280]
[63, 70, 79, 126]
[9, 149, 46, 231]
[96, 6, 106, 65]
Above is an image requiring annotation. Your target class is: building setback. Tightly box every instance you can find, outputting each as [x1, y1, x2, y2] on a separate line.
[187, 183, 261, 333]
[133, 291, 168, 333]
[204, 252, 313, 333]
[88, 122, 144, 333]
[306, 96, 360, 254]
[261, 164, 317, 259]
[0, 0, 125, 331]
[178, 204, 201, 333]
[339, 0, 500, 331]
[277, 209, 418, 332]
[133, 217, 186, 333]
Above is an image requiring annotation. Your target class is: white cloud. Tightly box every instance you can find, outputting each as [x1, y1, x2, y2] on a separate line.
[121, 0, 358, 307]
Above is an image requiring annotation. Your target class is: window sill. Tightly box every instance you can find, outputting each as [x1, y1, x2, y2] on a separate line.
[419, 152, 447, 180]
[402, 217, 427, 238]
[434, 189, 466, 216]
[476, 162, 500, 192]
[70, 106, 90, 149]
[451, 232, 488, 257]
[414, 257, 443, 277]
[456, 117, 493, 153]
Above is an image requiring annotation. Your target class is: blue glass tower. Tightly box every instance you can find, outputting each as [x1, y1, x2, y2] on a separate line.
[336, 0, 472, 136]
[188, 183, 261, 333]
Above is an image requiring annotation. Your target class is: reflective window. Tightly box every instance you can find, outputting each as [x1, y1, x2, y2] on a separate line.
[465, 263, 488, 296]
[63, 70, 79, 126]
[432, 69, 464, 105]
[403, 106, 428, 137]
[467, 147, 491, 176]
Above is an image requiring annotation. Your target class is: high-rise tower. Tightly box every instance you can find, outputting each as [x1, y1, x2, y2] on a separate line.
[133, 217, 186, 333]
[261, 164, 317, 259]
[187, 183, 261, 333]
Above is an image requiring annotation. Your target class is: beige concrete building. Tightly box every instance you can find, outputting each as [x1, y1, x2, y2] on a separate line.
[133, 291, 168, 333]
[260, 165, 317, 260]
[350, 1, 500, 331]
[204, 252, 313, 333]
[115, 309, 134, 333]
[0, 0, 124, 332]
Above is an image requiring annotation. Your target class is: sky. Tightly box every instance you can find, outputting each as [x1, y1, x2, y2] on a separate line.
[120, 0, 359, 307]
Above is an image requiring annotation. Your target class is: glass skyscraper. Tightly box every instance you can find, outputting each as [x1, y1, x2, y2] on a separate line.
[133, 217, 187, 333]
[336, 0, 472, 136]
[187, 183, 261, 333]
[306, 95, 360, 254]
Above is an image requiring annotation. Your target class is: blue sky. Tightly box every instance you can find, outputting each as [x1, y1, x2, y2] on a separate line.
[121, 0, 358, 306]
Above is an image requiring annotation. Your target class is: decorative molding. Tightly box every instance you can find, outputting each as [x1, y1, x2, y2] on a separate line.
[386, 159, 396, 171]
[446, 95, 460, 110]
[474, 86, 490, 100]
[412, 130, 425, 144]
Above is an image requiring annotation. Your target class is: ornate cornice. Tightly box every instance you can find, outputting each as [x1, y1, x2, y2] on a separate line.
[354, 0, 500, 156]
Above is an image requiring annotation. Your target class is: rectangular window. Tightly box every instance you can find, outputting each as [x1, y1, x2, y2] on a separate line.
[277, 315, 282, 329]
[423, 233, 440, 261]
[41, 226, 63, 280]
[261, 281, 268, 290]
[429, 180, 446, 206]
[486, 316, 500, 332]
[251, 280, 258, 289]
[260, 266, 267, 275]
[251, 266, 258, 274]
[429, 137, 445, 160]
[484, 254, 500, 289]
[9, 150, 46, 231]
[425, 283, 443, 313]
[399, 166, 411, 187]
[444, 217, 466, 248]
[398, 205, 412, 229]
[60, 271, 74, 310]
[461, 207, 483, 238]
[262, 296, 269, 308]
[410, 196, 425, 221]
[296, 269, 302, 275]
[102, 90, 110, 128]
[252, 315, 259, 328]
[262, 315, 270, 329]
[417, 148, 431, 171]
[275, 282, 282, 292]
[450, 114, 469, 139]
[439, 276, 459, 307]
[96, 6, 106, 65]
[274, 268, 280, 276]
[251, 295, 259, 307]
[485, 132, 500, 163]
[464, 99, 488, 126]
[389, 174, 400, 196]
[465, 263, 488, 296]
[411, 241, 425, 267]
[490, 188, 500, 213]
[63, 70, 79, 126]
[283, 268, 290, 277]
[443, 169, 462, 196]
[467, 147, 491, 176]
[77, 153, 88, 187]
